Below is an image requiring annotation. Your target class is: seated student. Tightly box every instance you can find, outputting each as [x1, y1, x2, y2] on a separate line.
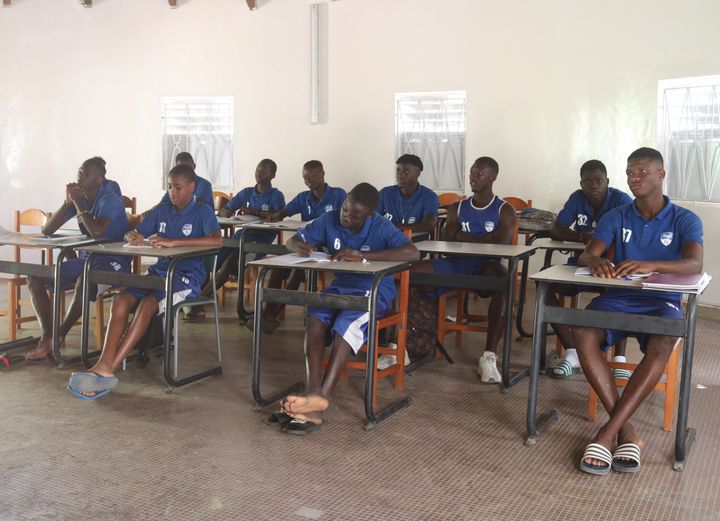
[547, 159, 633, 379]
[66, 164, 222, 399]
[24, 156, 131, 361]
[254, 160, 346, 331]
[269, 183, 420, 434]
[377, 154, 439, 237]
[411, 156, 516, 383]
[575, 147, 703, 476]
[193, 158, 285, 321]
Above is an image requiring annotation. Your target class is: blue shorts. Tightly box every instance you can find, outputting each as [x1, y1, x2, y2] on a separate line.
[43, 257, 130, 302]
[307, 286, 390, 354]
[125, 266, 200, 315]
[586, 292, 683, 352]
[430, 256, 499, 296]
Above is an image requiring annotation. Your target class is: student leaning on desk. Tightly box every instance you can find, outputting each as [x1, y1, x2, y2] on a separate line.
[573, 147, 703, 476]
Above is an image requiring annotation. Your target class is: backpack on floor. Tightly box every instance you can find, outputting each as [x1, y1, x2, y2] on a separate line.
[406, 289, 439, 361]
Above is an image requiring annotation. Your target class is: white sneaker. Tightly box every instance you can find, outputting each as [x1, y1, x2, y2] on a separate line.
[377, 343, 409, 370]
[478, 351, 501, 383]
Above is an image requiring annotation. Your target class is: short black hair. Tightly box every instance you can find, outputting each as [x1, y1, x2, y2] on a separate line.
[627, 147, 664, 166]
[303, 160, 324, 171]
[175, 152, 195, 166]
[259, 158, 278, 175]
[168, 163, 197, 184]
[396, 154, 423, 171]
[349, 182, 379, 210]
[82, 156, 107, 176]
[473, 156, 499, 175]
[580, 159, 607, 176]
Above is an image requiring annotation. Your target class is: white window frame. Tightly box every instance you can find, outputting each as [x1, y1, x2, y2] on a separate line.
[395, 91, 467, 192]
[657, 75, 720, 203]
[161, 96, 234, 190]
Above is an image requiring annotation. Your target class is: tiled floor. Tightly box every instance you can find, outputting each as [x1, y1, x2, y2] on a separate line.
[1, 291, 720, 520]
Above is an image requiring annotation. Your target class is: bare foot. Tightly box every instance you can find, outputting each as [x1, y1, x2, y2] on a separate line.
[281, 394, 329, 415]
[25, 337, 53, 360]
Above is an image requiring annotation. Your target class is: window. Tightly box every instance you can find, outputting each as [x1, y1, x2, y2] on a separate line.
[395, 91, 467, 191]
[161, 97, 234, 190]
[657, 76, 720, 202]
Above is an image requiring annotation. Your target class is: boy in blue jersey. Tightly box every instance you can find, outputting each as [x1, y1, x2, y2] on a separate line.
[548, 160, 633, 379]
[411, 157, 516, 383]
[377, 154, 439, 237]
[575, 148, 703, 475]
[271, 183, 420, 434]
[25, 157, 131, 361]
[210, 158, 285, 295]
[256, 160, 346, 331]
[67, 164, 222, 399]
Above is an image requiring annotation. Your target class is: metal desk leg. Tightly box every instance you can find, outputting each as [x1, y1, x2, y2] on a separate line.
[163, 256, 223, 388]
[525, 281, 560, 445]
[674, 294, 698, 471]
[236, 231, 253, 322]
[52, 247, 82, 366]
[364, 272, 411, 430]
[251, 267, 304, 410]
[502, 257, 529, 391]
[514, 254, 533, 339]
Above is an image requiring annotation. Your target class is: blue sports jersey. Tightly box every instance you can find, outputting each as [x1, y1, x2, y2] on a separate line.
[65, 179, 131, 269]
[136, 200, 221, 286]
[228, 186, 286, 243]
[454, 195, 508, 237]
[297, 211, 411, 301]
[556, 187, 632, 233]
[284, 184, 347, 221]
[160, 175, 214, 208]
[104, 178, 123, 198]
[377, 185, 439, 226]
[592, 196, 703, 302]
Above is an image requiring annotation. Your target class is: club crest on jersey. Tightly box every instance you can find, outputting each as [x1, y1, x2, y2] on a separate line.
[408, 217, 416, 224]
[325, 204, 334, 212]
[660, 232, 673, 246]
[360, 245, 371, 252]
[182, 224, 193, 236]
[485, 221, 495, 232]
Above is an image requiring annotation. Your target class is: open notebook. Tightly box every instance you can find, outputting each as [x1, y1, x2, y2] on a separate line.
[573, 267, 654, 281]
[269, 252, 332, 265]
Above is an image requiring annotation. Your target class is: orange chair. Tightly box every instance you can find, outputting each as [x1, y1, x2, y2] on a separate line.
[0, 210, 52, 340]
[212, 191, 231, 213]
[438, 192, 464, 208]
[588, 339, 681, 432]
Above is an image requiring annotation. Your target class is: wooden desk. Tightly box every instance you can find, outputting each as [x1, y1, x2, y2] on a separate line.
[248, 254, 411, 429]
[0, 230, 99, 364]
[411, 240, 537, 390]
[526, 264, 711, 471]
[77, 242, 222, 388]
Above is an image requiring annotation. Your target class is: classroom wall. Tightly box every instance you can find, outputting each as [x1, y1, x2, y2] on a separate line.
[1, 0, 719, 304]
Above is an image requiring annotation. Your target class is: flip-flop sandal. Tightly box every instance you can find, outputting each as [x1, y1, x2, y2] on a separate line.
[1, 354, 27, 369]
[612, 368, 633, 380]
[25, 354, 52, 365]
[550, 359, 581, 379]
[263, 411, 293, 427]
[67, 385, 111, 401]
[282, 418, 324, 435]
[68, 372, 118, 393]
[612, 443, 641, 473]
[579, 443, 612, 476]
[182, 310, 206, 321]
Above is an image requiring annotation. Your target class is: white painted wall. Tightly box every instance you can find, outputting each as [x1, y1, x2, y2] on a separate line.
[1, 0, 719, 303]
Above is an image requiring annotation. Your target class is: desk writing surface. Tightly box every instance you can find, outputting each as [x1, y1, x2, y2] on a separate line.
[80, 242, 219, 258]
[534, 239, 586, 251]
[531, 264, 710, 295]
[0, 232, 96, 249]
[245, 220, 306, 231]
[217, 216, 261, 226]
[249, 254, 408, 274]
[414, 240, 536, 258]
